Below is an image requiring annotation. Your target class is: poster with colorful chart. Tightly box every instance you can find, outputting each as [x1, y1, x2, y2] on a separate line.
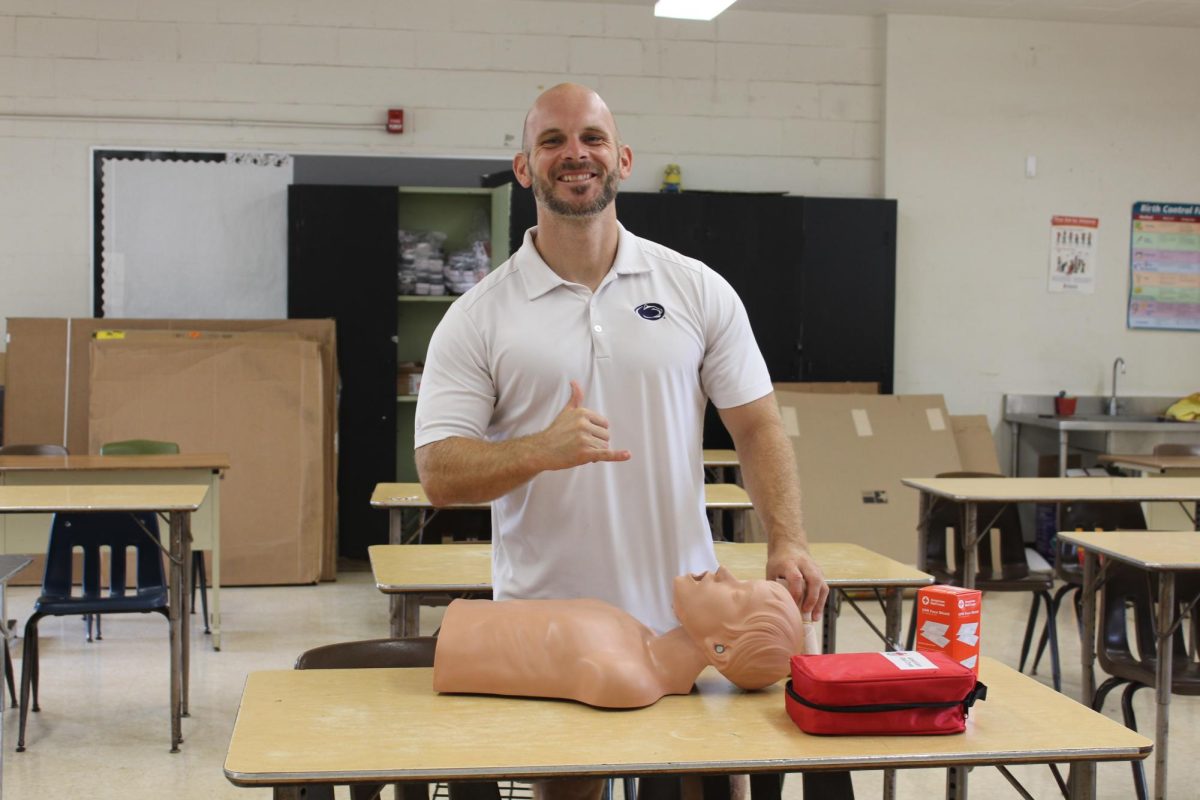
[1128, 202, 1200, 331]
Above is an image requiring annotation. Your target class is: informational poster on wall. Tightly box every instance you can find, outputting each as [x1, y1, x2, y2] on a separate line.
[1048, 215, 1098, 294]
[1128, 201, 1200, 331]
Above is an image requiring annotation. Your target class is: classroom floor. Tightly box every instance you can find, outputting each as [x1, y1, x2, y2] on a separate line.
[1, 563, 1192, 799]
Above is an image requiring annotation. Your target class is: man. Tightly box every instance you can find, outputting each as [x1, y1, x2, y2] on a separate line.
[416, 80, 827, 800]
[416, 81, 826, 629]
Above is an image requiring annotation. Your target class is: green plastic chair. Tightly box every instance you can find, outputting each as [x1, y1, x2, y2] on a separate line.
[99, 439, 211, 636]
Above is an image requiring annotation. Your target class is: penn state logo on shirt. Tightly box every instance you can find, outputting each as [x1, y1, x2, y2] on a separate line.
[635, 303, 665, 321]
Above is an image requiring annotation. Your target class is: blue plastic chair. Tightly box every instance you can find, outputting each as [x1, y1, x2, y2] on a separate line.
[99, 439, 211, 636]
[16, 511, 169, 751]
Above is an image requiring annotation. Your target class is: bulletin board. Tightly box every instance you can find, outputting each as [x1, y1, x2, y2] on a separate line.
[1128, 201, 1200, 331]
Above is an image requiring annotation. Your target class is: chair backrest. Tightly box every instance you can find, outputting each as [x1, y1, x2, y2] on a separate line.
[1153, 443, 1200, 457]
[42, 512, 166, 600]
[99, 439, 180, 456]
[1097, 561, 1200, 681]
[295, 637, 439, 670]
[0, 444, 68, 456]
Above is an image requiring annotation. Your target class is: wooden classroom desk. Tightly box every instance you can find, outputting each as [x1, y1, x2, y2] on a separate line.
[1097, 453, 1200, 475]
[368, 541, 931, 654]
[702, 448, 740, 485]
[0, 484, 206, 752]
[901, 477, 1200, 589]
[224, 657, 1150, 800]
[1061, 530, 1200, 800]
[0, 453, 228, 649]
[371, 482, 755, 543]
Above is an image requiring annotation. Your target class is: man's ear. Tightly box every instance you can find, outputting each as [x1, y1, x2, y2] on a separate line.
[513, 151, 533, 189]
[618, 143, 633, 180]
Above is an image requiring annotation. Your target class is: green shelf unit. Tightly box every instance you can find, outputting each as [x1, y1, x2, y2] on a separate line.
[395, 184, 512, 483]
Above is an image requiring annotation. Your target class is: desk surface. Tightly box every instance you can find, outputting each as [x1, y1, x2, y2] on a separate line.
[702, 449, 739, 467]
[372, 482, 751, 510]
[1097, 454, 1200, 473]
[0, 453, 230, 471]
[1059, 530, 1200, 571]
[902, 476, 1200, 502]
[0, 484, 208, 512]
[224, 657, 1149, 786]
[368, 541, 931, 594]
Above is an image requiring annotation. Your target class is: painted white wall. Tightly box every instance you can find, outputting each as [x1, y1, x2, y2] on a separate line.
[886, 15, 1200, 437]
[0, 0, 883, 345]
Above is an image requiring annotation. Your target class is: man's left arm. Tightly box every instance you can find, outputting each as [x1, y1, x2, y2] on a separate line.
[718, 394, 829, 620]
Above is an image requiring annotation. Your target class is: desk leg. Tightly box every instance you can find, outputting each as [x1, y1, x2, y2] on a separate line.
[881, 587, 902, 800]
[821, 591, 840, 654]
[945, 766, 968, 800]
[1057, 431, 1068, 477]
[391, 595, 420, 638]
[210, 470, 222, 651]
[168, 511, 183, 752]
[1079, 552, 1098, 706]
[1154, 572, 1175, 800]
[181, 511, 192, 718]
[916, 492, 930, 574]
[963, 503, 979, 591]
[1067, 761, 1097, 800]
[733, 509, 745, 543]
[1009, 422, 1020, 476]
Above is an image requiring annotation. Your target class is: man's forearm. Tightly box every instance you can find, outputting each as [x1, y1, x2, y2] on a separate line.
[416, 435, 547, 506]
[735, 417, 808, 553]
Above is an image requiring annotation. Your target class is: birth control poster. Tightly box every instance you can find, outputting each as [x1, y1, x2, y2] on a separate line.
[1128, 201, 1200, 331]
[1048, 215, 1098, 294]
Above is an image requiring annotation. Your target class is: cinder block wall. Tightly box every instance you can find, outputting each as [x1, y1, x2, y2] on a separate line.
[0, 1, 884, 343]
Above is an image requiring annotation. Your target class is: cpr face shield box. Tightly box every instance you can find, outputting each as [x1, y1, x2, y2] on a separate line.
[785, 651, 987, 735]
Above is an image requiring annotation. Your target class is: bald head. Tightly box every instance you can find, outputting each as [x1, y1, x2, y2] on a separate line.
[521, 83, 622, 155]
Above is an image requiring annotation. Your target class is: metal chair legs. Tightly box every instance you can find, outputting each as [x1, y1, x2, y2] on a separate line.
[191, 552, 211, 635]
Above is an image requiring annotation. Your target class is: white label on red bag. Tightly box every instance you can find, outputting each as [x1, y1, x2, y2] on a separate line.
[882, 651, 938, 671]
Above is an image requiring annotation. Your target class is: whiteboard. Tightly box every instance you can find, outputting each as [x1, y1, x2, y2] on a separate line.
[100, 154, 293, 319]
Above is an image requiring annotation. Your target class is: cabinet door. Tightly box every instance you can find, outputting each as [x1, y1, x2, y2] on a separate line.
[797, 197, 896, 393]
[289, 185, 398, 558]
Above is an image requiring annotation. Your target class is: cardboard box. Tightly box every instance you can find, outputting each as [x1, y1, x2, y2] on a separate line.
[3, 318, 338, 582]
[765, 393, 962, 563]
[949, 415, 1002, 474]
[915, 585, 982, 673]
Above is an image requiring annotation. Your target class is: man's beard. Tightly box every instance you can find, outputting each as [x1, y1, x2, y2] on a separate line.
[531, 164, 620, 218]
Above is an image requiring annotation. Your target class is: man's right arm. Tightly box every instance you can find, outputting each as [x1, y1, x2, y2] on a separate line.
[416, 380, 631, 506]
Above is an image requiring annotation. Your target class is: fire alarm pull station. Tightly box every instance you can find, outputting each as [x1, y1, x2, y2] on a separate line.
[387, 108, 404, 134]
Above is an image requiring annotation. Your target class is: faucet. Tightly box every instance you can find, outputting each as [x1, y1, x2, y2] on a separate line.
[1107, 357, 1126, 415]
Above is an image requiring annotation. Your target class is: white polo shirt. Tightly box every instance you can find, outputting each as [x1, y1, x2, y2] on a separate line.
[415, 223, 772, 633]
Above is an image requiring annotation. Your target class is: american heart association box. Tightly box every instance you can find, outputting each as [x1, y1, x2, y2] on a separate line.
[915, 585, 981, 673]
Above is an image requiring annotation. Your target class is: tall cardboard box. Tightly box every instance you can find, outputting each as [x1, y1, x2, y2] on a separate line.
[87, 334, 324, 585]
[771, 393, 962, 563]
[3, 318, 337, 583]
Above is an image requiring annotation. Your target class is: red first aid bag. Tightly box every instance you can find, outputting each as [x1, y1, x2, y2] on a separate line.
[785, 650, 987, 735]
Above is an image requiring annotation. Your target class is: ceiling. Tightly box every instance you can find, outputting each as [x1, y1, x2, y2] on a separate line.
[579, 0, 1200, 27]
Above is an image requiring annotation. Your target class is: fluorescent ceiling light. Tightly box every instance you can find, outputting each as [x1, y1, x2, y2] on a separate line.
[654, 0, 738, 21]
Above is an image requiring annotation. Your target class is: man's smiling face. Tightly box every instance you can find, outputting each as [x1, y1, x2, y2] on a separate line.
[515, 84, 632, 219]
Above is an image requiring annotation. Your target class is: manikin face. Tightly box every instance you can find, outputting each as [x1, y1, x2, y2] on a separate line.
[673, 566, 785, 643]
[514, 84, 633, 219]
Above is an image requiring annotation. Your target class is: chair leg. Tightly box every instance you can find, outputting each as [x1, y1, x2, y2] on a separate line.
[1120, 683, 1150, 800]
[191, 551, 211, 634]
[1040, 590, 1062, 692]
[30, 621, 40, 712]
[1018, 592, 1043, 673]
[17, 617, 39, 751]
[1031, 583, 1072, 675]
[84, 613, 92, 642]
[1092, 676, 1128, 711]
[4, 635, 17, 708]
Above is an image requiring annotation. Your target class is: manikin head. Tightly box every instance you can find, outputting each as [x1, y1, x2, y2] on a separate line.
[673, 566, 804, 690]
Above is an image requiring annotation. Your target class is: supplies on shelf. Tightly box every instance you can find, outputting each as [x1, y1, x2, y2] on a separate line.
[398, 230, 491, 297]
[398, 230, 448, 296]
[444, 241, 490, 295]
